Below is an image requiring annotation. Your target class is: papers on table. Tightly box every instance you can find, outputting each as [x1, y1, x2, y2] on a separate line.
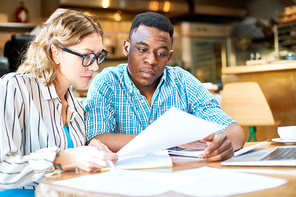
[53, 166, 287, 196]
[168, 149, 204, 157]
[118, 107, 226, 157]
[233, 140, 268, 157]
[110, 107, 225, 170]
[53, 170, 199, 196]
[102, 150, 173, 171]
[168, 140, 269, 158]
[173, 166, 287, 197]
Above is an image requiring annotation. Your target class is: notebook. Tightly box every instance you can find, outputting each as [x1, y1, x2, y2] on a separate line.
[221, 146, 296, 166]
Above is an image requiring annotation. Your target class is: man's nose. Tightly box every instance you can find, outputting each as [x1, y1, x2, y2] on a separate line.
[144, 51, 157, 65]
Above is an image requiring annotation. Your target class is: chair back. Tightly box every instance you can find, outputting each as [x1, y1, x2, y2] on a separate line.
[220, 82, 275, 126]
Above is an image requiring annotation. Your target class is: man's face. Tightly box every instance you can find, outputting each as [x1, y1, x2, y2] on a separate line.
[124, 25, 173, 90]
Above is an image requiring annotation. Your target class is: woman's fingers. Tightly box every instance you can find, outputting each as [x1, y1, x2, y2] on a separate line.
[71, 146, 118, 172]
[88, 139, 114, 153]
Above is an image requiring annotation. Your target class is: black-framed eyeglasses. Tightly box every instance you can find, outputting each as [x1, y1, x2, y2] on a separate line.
[60, 46, 108, 67]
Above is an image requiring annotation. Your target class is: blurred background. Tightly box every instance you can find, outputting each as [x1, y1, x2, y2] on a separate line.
[1, 0, 296, 141]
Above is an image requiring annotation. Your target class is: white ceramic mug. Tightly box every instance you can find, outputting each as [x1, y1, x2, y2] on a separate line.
[277, 126, 296, 140]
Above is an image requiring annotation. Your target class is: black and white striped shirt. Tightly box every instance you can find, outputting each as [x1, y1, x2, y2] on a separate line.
[0, 72, 86, 190]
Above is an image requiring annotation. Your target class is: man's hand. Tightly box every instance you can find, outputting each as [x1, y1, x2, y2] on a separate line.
[177, 133, 234, 161]
[178, 123, 245, 162]
[198, 133, 234, 161]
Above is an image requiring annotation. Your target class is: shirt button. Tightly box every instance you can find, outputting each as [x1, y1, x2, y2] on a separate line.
[150, 120, 153, 124]
[141, 100, 145, 103]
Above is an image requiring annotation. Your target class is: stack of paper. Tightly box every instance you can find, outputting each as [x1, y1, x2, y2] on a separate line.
[168, 140, 269, 158]
[102, 107, 225, 171]
[102, 107, 227, 171]
[117, 107, 226, 157]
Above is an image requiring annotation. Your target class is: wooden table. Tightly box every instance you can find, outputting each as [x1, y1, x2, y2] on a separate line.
[35, 142, 296, 197]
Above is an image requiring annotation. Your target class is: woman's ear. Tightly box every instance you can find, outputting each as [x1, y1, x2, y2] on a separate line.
[123, 40, 130, 57]
[51, 44, 60, 65]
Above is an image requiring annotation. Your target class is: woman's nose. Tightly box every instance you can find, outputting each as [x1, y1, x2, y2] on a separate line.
[89, 59, 99, 72]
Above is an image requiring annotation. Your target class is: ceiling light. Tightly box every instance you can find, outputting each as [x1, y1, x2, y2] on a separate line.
[102, 0, 110, 8]
[163, 1, 170, 12]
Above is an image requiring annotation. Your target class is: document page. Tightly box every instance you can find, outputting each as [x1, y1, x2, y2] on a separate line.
[233, 140, 268, 157]
[168, 140, 269, 158]
[53, 170, 199, 196]
[173, 166, 287, 197]
[118, 107, 226, 157]
[102, 150, 173, 171]
[168, 149, 204, 157]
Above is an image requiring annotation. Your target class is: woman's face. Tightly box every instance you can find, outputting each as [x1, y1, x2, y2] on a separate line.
[57, 33, 103, 88]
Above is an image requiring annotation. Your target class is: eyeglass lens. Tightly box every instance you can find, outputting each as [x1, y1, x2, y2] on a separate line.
[82, 51, 107, 67]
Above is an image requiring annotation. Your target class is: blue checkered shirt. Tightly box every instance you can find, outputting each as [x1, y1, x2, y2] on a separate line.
[84, 63, 236, 141]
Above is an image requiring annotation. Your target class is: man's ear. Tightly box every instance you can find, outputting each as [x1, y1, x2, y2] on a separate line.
[123, 40, 130, 57]
[51, 44, 60, 65]
[168, 50, 174, 62]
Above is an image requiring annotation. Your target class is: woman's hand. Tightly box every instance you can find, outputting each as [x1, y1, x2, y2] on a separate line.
[54, 140, 118, 172]
[88, 139, 118, 163]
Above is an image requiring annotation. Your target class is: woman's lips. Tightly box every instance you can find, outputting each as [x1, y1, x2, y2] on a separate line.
[83, 75, 93, 80]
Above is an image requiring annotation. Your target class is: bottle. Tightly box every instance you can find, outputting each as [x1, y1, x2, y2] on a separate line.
[15, 1, 29, 23]
[255, 52, 261, 60]
[250, 53, 255, 60]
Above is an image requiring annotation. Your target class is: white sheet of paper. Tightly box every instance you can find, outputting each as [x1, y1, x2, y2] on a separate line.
[102, 150, 172, 171]
[173, 166, 287, 197]
[234, 140, 268, 157]
[118, 107, 226, 157]
[52, 170, 200, 196]
[168, 149, 204, 157]
[168, 140, 269, 158]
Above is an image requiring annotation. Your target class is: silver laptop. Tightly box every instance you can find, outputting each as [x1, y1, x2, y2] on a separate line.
[221, 146, 296, 166]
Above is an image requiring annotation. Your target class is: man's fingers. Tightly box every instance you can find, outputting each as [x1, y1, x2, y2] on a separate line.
[198, 133, 234, 161]
[200, 134, 215, 141]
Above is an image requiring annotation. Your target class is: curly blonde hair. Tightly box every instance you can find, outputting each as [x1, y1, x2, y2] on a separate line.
[17, 9, 104, 86]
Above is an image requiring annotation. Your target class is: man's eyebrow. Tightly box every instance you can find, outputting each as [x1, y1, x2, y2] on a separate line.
[159, 46, 169, 50]
[135, 41, 148, 46]
[135, 41, 169, 51]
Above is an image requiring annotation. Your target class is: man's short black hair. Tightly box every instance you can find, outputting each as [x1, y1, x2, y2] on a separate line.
[129, 12, 174, 45]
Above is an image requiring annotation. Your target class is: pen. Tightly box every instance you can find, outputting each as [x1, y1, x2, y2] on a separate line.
[99, 147, 121, 175]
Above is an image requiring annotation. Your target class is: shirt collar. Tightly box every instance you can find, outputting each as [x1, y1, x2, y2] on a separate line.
[159, 67, 167, 85]
[38, 77, 59, 101]
[122, 64, 135, 93]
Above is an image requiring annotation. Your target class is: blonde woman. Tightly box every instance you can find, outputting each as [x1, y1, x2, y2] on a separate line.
[0, 9, 117, 196]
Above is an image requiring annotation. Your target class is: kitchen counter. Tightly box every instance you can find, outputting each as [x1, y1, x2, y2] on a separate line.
[222, 61, 296, 74]
[221, 61, 296, 141]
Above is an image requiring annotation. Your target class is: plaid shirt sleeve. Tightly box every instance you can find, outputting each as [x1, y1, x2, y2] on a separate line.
[84, 71, 117, 141]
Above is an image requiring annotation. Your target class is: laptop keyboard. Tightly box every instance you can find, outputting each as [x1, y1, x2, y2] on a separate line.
[261, 147, 296, 160]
